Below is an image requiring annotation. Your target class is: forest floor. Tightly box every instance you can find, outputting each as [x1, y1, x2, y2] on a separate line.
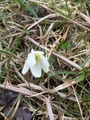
[0, 0, 90, 120]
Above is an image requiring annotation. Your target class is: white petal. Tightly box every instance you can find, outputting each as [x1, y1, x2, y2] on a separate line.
[31, 49, 34, 53]
[22, 60, 29, 75]
[31, 49, 44, 55]
[35, 51, 44, 55]
[30, 64, 42, 78]
[41, 56, 49, 73]
[27, 53, 36, 67]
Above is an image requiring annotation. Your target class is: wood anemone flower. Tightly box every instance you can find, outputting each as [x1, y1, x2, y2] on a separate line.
[22, 49, 50, 78]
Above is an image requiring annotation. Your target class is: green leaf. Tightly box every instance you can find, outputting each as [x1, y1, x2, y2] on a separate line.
[74, 74, 85, 82]
[61, 41, 71, 50]
[13, 0, 24, 6]
[0, 50, 17, 58]
[48, 71, 77, 77]
[81, 55, 90, 67]
[24, 4, 38, 17]
[0, 66, 7, 82]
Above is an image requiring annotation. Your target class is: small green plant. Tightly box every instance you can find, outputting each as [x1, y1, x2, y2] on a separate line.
[61, 41, 71, 52]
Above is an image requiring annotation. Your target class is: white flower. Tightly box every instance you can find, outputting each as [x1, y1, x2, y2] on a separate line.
[22, 49, 50, 78]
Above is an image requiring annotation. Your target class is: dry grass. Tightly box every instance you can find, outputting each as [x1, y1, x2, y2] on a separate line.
[0, 0, 90, 120]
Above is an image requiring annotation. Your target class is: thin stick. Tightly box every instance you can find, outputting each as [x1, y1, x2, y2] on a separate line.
[27, 13, 90, 31]
[0, 84, 44, 101]
[72, 86, 84, 120]
[26, 36, 82, 71]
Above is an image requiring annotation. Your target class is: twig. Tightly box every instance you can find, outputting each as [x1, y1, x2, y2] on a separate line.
[78, 12, 90, 24]
[0, 58, 8, 70]
[18, 83, 77, 102]
[10, 62, 28, 84]
[27, 14, 57, 30]
[0, 84, 45, 101]
[45, 97, 55, 120]
[27, 13, 90, 31]
[72, 86, 84, 120]
[26, 36, 82, 71]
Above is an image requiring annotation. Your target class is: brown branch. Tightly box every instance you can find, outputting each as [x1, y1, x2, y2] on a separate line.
[26, 36, 82, 71]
